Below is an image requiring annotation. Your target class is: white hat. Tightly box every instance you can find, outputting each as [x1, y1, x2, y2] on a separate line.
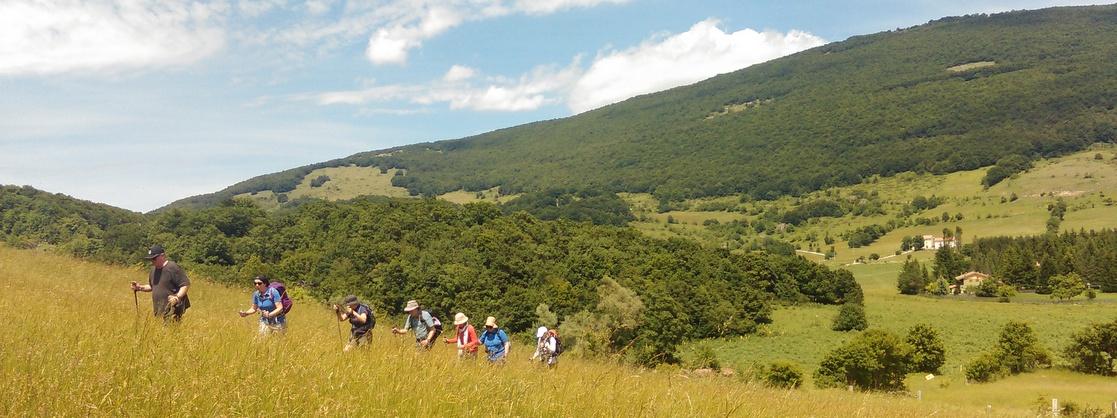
[403, 300, 419, 312]
[536, 326, 548, 339]
[454, 312, 469, 325]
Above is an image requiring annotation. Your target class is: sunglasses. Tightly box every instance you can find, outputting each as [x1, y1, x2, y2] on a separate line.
[253, 281, 264, 285]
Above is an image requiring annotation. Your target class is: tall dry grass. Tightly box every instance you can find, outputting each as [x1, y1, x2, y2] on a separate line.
[0, 246, 1008, 417]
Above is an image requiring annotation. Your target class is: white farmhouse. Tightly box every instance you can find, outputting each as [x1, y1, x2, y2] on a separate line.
[922, 235, 957, 250]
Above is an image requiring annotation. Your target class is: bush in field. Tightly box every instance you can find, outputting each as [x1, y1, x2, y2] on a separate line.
[1063, 320, 1117, 376]
[814, 330, 912, 391]
[964, 353, 1007, 382]
[998, 321, 1051, 374]
[831, 303, 868, 332]
[966, 321, 1050, 383]
[310, 175, 331, 188]
[688, 344, 721, 371]
[761, 361, 804, 389]
[906, 324, 946, 374]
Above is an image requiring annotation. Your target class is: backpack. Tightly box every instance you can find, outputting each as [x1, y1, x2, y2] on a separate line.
[549, 330, 563, 356]
[428, 312, 443, 332]
[268, 281, 293, 315]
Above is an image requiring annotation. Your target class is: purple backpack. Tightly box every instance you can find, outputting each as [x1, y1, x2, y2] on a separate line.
[269, 281, 293, 314]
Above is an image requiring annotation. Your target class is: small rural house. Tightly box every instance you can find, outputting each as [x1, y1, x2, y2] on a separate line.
[922, 235, 958, 250]
[955, 271, 991, 293]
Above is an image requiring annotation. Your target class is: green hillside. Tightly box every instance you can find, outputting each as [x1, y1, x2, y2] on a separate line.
[629, 145, 1117, 265]
[167, 5, 1117, 210]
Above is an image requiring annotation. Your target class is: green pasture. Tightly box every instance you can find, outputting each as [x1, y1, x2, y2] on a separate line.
[626, 146, 1117, 264]
[695, 260, 1117, 413]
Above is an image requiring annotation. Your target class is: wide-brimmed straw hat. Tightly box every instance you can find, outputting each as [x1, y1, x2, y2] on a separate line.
[403, 300, 420, 312]
[454, 312, 469, 325]
[484, 316, 498, 328]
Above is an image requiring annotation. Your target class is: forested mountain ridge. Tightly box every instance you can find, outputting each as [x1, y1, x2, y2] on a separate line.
[167, 5, 1117, 210]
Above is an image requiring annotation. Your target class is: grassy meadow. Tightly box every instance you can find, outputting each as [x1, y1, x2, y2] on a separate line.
[235, 166, 412, 208]
[0, 246, 1013, 417]
[627, 145, 1117, 264]
[696, 258, 1117, 413]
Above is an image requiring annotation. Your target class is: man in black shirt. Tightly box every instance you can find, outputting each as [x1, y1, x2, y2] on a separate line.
[130, 245, 191, 322]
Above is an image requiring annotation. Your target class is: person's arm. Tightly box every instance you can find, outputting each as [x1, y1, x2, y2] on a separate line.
[350, 308, 367, 325]
[130, 281, 152, 292]
[420, 313, 436, 345]
[391, 317, 409, 335]
[239, 304, 259, 317]
[167, 266, 190, 306]
[167, 285, 188, 307]
[501, 330, 511, 355]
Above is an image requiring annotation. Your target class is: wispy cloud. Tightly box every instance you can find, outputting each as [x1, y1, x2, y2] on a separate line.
[0, 0, 228, 75]
[299, 59, 581, 112]
[293, 19, 823, 114]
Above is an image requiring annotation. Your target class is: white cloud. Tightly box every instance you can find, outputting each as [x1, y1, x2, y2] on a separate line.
[443, 65, 477, 82]
[303, 60, 582, 112]
[304, 19, 823, 115]
[0, 0, 228, 76]
[567, 19, 826, 113]
[365, 6, 463, 65]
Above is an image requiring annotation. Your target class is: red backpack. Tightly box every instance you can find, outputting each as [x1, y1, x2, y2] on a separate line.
[268, 281, 293, 314]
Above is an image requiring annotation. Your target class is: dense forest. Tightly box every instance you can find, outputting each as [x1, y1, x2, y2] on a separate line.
[967, 229, 1117, 292]
[168, 5, 1117, 210]
[0, 186, 859, 364]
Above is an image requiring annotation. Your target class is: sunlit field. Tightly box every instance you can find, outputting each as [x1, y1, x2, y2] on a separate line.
[1, 246, 1010, 417]
[702, 261, 1117, 414]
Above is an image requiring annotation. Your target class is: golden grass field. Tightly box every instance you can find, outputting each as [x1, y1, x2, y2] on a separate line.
[1, 246, 1024, 417]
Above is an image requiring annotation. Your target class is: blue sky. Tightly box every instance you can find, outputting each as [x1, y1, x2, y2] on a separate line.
[0, 0, 1105, 211]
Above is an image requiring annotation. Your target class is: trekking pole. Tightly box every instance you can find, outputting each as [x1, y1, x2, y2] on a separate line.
[332, 304, 343, 342]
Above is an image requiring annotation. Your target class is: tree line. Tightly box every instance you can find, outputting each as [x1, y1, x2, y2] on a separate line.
[968, 229, 1117, 292]
[0, 186, 860, 365]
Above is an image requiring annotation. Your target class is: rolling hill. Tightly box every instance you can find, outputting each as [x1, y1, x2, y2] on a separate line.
[166, 5, 1117, 210]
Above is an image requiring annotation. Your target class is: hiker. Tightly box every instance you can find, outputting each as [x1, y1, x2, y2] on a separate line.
[479, 316, 510, 363]
[129, 245, 190, 322]
[443, 312, 479, 358]
[390, 300, 441, 349]
[334, 295, 374, 352]
[237, 275, 285, 335]
[530, 326, 560, 367]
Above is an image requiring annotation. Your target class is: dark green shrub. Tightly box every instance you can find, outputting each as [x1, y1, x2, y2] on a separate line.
[761, 361, 804, 389]
[688, 343, 721, 371]
[309, 175, 331, 188]
[831, 303, 868, 332]
[1063, 320, 1117, 376]
[814, 329, 912, 391]
[998, 321, 1051, 374]
[965, 353, 1006, 382]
